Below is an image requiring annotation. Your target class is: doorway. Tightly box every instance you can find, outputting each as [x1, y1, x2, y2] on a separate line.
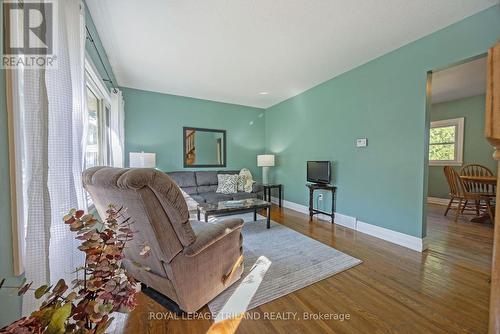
[425, 54, 497, 248]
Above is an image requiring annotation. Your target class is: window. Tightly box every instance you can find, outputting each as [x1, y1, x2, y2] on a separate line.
[428, 117, 464, 166]
[84, 55, 111, 206]
[85, 86, 100, 168]
[84, 56, 111, 169]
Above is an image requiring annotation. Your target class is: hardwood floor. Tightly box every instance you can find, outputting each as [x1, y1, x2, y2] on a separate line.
[110, 204, 494, 334]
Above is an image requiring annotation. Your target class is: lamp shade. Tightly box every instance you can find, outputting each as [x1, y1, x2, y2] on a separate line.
[129, 152, 156, 168]
[257, 154, 275, 167]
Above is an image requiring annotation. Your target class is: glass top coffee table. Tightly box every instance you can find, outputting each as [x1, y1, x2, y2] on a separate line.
[197, 198, 271, 229]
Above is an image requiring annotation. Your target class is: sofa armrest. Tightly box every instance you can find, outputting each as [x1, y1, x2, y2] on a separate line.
[252, 182, 263, 193]
[184, 218, 243, 256]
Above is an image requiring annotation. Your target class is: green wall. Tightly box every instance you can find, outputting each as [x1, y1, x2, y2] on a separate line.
[123, 87, 265, 177]
[265, 5, 500, 238]
[428, 95, 497, 198]
[84, 3, 116, 90]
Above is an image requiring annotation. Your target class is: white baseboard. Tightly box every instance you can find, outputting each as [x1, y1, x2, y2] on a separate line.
[427, 197, 449, 206]
[356, 221, 427, 252]
[332, 212, 357, 230]
[272, 197, 309, 215]
[270, 196, 427, 253]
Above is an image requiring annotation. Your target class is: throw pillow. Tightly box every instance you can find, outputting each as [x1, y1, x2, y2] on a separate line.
[216, 174, 238, 194]
[239, 168, 254, 193]
[237, 174, 248, 192]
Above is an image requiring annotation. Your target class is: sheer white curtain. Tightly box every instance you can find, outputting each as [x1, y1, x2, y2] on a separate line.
[109, 89, 125, 167]
[11, 0, 88, 314]
[45, 0, 87, 291]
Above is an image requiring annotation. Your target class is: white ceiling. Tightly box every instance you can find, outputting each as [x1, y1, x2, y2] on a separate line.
[86, 0, 497, 109]
[431, 56, 487, 104]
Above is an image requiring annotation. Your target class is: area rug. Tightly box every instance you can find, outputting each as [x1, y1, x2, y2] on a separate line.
[206, 213, 362, 318]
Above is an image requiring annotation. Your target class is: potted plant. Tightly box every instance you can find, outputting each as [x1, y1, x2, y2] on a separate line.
[0, 205, 144, 334]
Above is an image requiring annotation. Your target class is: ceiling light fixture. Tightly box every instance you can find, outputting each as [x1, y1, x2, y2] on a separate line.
[259, 91, 269, 95]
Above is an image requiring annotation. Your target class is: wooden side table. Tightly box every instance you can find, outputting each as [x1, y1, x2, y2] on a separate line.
[263, 184, 282, 207]
[306, 183, 336, 223]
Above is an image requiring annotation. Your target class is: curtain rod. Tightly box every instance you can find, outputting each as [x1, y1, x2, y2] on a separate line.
[85, 25, 118, 94]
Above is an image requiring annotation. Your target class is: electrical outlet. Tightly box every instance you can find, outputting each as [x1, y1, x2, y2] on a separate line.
[318, 194, 323, 201]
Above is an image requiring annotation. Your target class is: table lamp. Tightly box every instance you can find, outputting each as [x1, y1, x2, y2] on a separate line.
[257, 154, 275, 185]
[129, 152, 156, 168]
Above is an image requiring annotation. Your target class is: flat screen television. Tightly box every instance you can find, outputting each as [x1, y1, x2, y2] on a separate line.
[307, 161, 331, 184]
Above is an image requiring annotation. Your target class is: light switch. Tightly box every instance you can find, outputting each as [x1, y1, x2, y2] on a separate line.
[356, 138, 368, 147]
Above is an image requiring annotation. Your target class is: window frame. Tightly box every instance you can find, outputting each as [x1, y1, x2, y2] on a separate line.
[428, 117, 464, 166]
[84, 55, 111, 209]
[84, 54, 111, 167]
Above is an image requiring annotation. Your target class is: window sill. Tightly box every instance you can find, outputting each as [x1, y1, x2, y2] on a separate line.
[429, 161, 463, 167]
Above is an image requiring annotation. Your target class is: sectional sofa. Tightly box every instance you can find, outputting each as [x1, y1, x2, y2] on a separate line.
[167, 170, 263, 204]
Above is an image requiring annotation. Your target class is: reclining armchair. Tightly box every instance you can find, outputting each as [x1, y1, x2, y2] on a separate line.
[82, 167, 244, 312]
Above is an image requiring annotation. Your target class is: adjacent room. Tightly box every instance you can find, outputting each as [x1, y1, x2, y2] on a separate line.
[0, 1, 499, 333]
[425, 55, 497, 281]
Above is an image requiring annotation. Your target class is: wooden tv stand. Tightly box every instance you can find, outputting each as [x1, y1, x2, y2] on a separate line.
[306, 183, 337, 223]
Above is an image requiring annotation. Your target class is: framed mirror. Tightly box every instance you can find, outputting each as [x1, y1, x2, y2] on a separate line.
[183, 127, 226, 167]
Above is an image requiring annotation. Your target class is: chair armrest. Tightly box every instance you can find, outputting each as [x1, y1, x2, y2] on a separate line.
[252, 182, 263, 193]
[184, 218, 243, 256]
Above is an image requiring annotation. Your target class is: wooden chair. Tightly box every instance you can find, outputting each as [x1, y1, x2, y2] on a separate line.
[443, 166, 495, 222]
[460, 164, 496, 196]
